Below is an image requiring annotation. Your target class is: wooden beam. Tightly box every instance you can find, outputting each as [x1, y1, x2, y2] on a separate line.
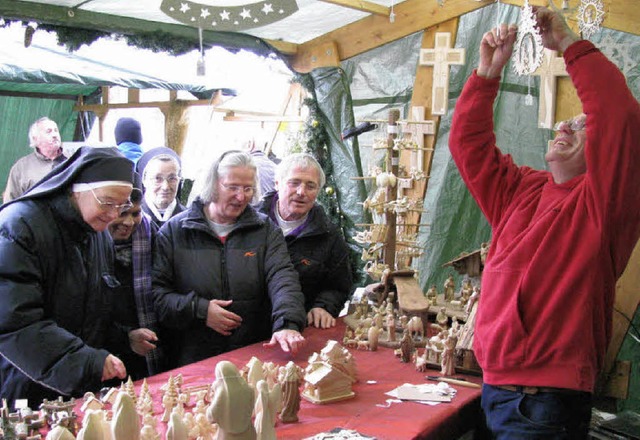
[291, 0, 639, 72]
[319, 0, 390, 16]
[294, 41, 341, 73]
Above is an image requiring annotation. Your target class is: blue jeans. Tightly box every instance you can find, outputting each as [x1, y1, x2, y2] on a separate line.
[481, 384, 592, 439]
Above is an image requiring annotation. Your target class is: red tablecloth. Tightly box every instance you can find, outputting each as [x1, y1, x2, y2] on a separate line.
[127, 321, 482, 440]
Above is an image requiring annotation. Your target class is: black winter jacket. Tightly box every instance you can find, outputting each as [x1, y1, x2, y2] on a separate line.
[0, 194, 117, 407]
[257, 192, 353, 317]
[152, 199, 306, 369]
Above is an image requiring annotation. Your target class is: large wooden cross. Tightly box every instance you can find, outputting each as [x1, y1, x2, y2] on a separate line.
[532, 49, 568, 129]
[419, 32, 466, 115]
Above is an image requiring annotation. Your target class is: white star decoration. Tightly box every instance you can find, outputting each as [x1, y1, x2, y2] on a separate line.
[160, 0, 298, 31]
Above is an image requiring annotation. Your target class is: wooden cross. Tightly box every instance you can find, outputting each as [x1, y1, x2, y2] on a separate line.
[400, 106, 435, 172]
[533, 49, 568, 129]
[419, 32, 466, 115]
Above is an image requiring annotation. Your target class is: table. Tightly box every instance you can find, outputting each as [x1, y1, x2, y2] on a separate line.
[134, 321, 483, 440]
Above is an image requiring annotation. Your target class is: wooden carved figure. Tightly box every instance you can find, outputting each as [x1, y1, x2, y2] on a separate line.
[206, 361, 256, 440]
[193, 413, 217, 440]
[167, 411, 189, 440]
[46, 425, 75, 440]
[111, 392, 140, 440]
[386, 314, 396, 342]
[400, 329, 414, 363]
[367, 323, 381, 351]
[426, 285, 438, 305]
[406, 316, 424, 340]
[253, 380, 281, 440]
[279, 361, 302, 423]
[441, 334, 458, 376]
[76, 410, 105, 440]
[436, 307, 448, 329]
[443, 275, 455, 302]
[245, 357, 265, 393]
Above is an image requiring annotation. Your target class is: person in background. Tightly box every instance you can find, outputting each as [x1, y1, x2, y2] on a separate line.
[136, 146, 186, 228]
[0, 147, 134, 409]
[107, 175, 164, 380]
[246, 138, 276, 197]
[3, 117, 66, 202]
[153, 150, 306, 369]
[257, 153, 352, 329]
[448, 7, 640, 438]
[114, 117, 144, 164]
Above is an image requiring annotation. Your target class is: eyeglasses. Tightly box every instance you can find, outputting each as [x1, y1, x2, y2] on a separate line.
[553, 117, 586, 132]
[286, 179, 319, 192]
[90, 188, 133, 214]
[221, 183, 255, 195]
[146, 174, 180, 186]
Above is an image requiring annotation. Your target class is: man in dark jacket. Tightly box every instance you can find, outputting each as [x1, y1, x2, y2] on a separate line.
[152, 150, 306, 369]
[0, 147, 133, 409]
[257, 153, 352, 329]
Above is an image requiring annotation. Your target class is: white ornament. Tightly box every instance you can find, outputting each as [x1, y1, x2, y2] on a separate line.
[578, 0, 605, 40]
[513, 0, 544, 76]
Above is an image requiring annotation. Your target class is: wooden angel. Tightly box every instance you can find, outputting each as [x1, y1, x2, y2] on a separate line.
[253, 380, 282, 440]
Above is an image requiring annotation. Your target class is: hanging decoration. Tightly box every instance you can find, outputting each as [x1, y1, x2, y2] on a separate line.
[160, 0, 299, 32]
[512, 0, 544, 76]
[196, 27, 205, 76]
[577, 0, 605, 39]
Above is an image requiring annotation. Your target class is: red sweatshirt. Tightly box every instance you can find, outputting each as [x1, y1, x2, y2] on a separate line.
[449, 41, 640, 392]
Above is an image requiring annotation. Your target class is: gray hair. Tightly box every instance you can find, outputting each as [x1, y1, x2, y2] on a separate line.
[28, 117, 54, 148]
[199, 150, 259, 204]
[276, 153, 325, 188]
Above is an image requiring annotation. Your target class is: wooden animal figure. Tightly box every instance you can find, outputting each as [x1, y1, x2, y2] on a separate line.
[254, 380, 282, 440]
[206, 361, 257, 440]
[406, 316, 424, 340]
[111, 392, 140, 440]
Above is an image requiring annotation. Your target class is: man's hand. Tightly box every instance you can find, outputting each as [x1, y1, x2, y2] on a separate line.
[206, 299, 242, 336]
[128, 328, 158, 356]
[477, 23, 518, 79]
[263, 329, 306, 355]
[533, 6, 580, 52]
[307, 307, 336, 329]
[102, 354, 127, 381]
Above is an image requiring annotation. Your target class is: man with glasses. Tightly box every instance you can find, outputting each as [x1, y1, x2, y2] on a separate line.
[449, 6, 640, 438]
[136, 146, 186, 228]
[0, 147, 134, 409]
[257, 153, 353, 329]
[153, 150, 306, 369]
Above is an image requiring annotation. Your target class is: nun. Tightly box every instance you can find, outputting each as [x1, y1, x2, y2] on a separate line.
[0, 146, 134, 409]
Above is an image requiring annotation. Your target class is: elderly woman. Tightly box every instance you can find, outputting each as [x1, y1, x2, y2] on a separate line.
[0, 147, 133, 408]
[153, 150, 306, 369]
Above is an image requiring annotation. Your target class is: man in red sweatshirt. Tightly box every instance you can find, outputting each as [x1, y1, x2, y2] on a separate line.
[449, 6, 640, 439]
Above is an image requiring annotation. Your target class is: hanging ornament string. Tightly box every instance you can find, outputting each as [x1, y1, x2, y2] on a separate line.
[390, 0, 396, 23]
[496, 0, 501, 38]
[525, 75, 534, 106]
[197, 27, 205, 76]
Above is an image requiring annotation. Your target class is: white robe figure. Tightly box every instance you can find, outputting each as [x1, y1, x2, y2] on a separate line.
[77, 410, 105, 440]
[206, 361, 257, 440]
[166, 407, 189, 440]
[253, 380, 281, 440]
[111, 392, 140, 440]
[46, 425, 75, 440]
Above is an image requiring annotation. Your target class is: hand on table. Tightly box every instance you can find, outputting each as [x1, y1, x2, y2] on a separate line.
[128, 328, 158, 356]
[307, 307, 336, 329]
[206, 299, 242, 336]
[263, 329, 306, 355]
